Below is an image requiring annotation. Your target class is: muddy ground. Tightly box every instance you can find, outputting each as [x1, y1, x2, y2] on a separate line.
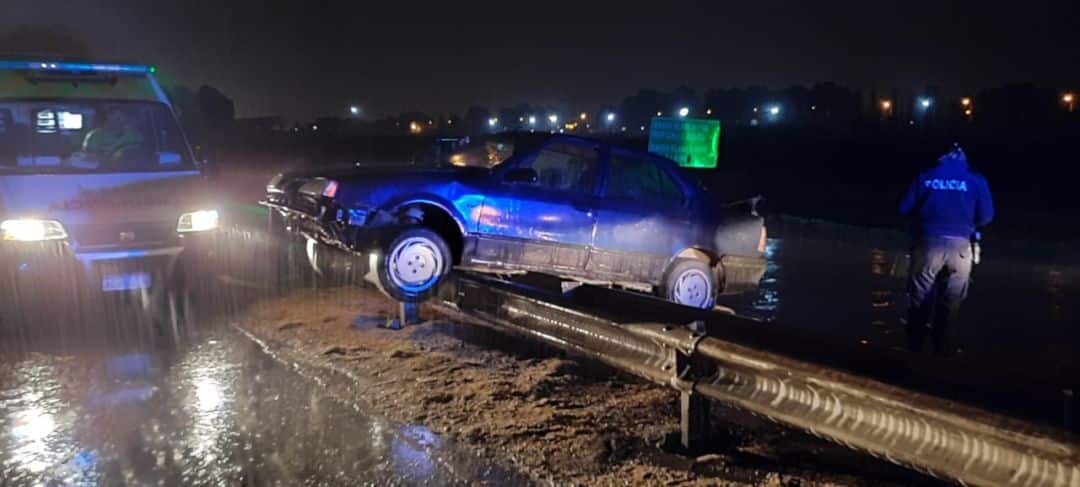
[235, 286, 939, 486]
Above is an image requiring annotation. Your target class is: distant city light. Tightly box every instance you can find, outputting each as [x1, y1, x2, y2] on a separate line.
[349, 106, 360, 116]
[488, 117, 498, 127]
[640, 125, 645, 131]
[528, 116, 537, 125]
[427, 120, 433, 125]
[409, 121, 421, 134]
[810, 105, 817, 111]
[960, 97, 972, 107]
[678, 107, 690, 118]
[964, 109, 973, 117]
[752, 106, 759, 113]
[447, 119, 453, 125]
[547, 114, 558, 124]
[605, 112, 616, 122]
[705, 108, 713, 115]
[579, 112, 588, 120]
[312, 124, 318, 131]
[519, 116, 525, 122]
[620, 126, 627, 132]
[880, 100, 892, 110]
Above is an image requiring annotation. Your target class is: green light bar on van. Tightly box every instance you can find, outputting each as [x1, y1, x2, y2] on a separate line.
[0, 60, 153, 74]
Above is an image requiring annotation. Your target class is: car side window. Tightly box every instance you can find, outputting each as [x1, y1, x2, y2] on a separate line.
[517, 142, 599, 194]
[606, 152, 685, 205]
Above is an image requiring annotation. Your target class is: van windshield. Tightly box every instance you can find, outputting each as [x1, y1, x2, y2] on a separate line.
[0, 100, 194, 173]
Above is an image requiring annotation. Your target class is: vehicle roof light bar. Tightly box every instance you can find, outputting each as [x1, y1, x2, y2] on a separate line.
[0, 60, 154, 74]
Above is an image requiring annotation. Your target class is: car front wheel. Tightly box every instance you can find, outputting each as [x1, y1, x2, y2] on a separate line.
[662, 258, 718, 309]
[375, 227, 452, 302]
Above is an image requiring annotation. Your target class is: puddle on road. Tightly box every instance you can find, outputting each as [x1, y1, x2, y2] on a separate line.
[0, 327, 518, 485]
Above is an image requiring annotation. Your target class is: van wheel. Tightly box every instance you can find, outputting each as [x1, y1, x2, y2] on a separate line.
[662, 258, 717, 309]
[376, 227, 451, 302]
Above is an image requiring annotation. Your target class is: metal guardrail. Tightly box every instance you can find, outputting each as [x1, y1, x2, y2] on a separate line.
[433, 271, 1080, 487]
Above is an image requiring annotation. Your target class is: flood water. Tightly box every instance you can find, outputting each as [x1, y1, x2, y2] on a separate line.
[0, 219, 519, 486]
[729, 216, 1079, 374]
[0, 322, 516, 486]
[1, 205, 1076, 484]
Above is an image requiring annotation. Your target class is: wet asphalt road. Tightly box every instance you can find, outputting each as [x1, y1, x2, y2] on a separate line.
[0, 321, 515, 486]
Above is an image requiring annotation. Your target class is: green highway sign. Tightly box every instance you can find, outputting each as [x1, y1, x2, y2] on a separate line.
[647, 117, 721, 169]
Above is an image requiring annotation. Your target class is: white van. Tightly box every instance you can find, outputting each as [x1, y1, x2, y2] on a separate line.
[0, 60, 218, 326]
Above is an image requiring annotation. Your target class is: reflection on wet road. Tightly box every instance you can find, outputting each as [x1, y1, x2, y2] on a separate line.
[0, 327, 511, 485]
[733, 218, 1079, 370]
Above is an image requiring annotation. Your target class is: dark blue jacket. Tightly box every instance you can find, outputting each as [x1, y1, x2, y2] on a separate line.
[899, 150, 994, 238]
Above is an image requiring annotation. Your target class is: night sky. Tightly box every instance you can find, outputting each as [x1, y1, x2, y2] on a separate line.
[3, 1, 1077, 121]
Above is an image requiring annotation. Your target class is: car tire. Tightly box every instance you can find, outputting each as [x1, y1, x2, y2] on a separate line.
[375, 227, 452, 302]
[662, 258, 718, 309]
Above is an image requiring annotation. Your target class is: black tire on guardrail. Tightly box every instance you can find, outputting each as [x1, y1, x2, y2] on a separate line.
[662, 258, 718, 309]
[375, 226, 452, 302]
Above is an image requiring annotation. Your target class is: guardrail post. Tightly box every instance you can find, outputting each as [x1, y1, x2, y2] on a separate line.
[680, 390, 710, 453]
[383, 301, 421, 330]
[675, 321, 710, 453]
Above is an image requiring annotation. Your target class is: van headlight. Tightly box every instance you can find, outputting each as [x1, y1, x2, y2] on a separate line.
[177, 210, 219, 233]
[0, 219, 68, 241]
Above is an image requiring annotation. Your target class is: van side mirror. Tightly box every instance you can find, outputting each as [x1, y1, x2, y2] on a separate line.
[504, 167, 538, 184]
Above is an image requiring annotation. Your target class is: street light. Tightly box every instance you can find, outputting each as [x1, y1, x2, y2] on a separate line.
[349, 105, 361, 116]
[528, 116, 537, 126]
[960, 97, 971, 107]
[768, 105, 780, 116]
[705, 108, 713, 116]
[918, 97, 933, 109]
[678, 107, 690, 118]
[1064, 93, 1075, 112]
[656, 111, 663, 117]
[547, 114, 558, 124]
[880, 100, 892, 113]
[488, 117, 498, 127]
[579, 112, 588, 121]
[605, 112, 616, 123]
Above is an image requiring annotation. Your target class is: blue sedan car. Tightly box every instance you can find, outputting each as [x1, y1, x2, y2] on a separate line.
[263, 135, 766, 308]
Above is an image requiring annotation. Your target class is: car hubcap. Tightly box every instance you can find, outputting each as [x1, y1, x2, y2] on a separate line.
[388, 237, 443, 292]
[673, 269, 711, 308]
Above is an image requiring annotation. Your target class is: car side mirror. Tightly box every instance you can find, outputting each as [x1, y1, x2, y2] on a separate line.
[504, 167, 538, 184]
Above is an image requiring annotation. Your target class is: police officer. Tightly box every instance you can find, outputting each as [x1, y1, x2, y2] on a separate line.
[899, 143, 994, 355]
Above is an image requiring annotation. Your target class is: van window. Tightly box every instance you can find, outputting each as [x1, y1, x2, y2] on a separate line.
[0, 100, 193, 173]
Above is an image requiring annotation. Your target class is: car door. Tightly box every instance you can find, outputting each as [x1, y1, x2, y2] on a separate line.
[587, 149, 693, 283]
[469, 139, 602, 274]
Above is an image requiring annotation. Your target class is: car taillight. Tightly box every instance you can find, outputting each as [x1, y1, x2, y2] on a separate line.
[322, 180, 339, 198]
[757, 226, 768, 253]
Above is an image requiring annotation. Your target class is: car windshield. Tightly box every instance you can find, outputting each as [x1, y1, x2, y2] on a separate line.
[0, 99, 194, 173]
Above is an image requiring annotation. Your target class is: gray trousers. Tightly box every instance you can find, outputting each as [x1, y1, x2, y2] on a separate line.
[906, 236, 973, 354]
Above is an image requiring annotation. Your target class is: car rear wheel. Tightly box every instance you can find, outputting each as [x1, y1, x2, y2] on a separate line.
[662, 258, 718, 309]
[376, 227, 451, 302]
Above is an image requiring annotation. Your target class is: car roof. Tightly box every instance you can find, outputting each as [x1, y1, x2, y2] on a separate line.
[544, 134, 683, 168]
[0, 60, 168, 104]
